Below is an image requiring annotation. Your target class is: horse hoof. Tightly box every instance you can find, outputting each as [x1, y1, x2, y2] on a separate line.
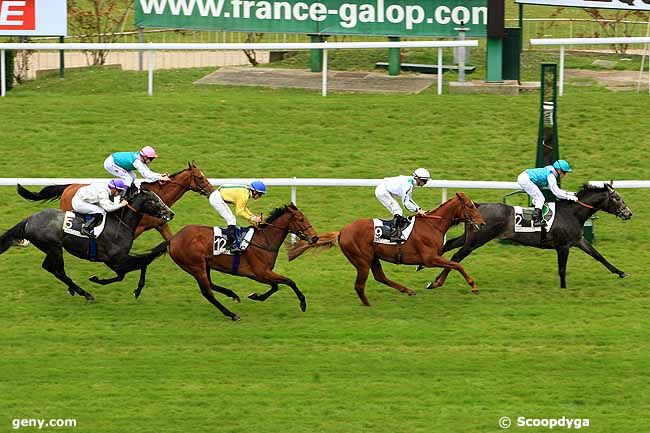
[68, 288, 75, 296]
[248, 292, 258, 300]
[300, 301, 307, 312]
[16, 239, 30, 248]
[133, 290, 142, 299]
[416, 265, 424, 272]
[408, 291, 416, 296]
[620, 272, 629, 279]
[231, 315, 241, 321]
[89, 275, 99, 284]
[233, 296, 241, 304]
[471, 289, 480, 295]
[425, 282, 433, 290]
[86, 296, 96, 302]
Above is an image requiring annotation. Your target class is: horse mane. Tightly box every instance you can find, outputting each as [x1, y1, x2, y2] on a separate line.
[577, 183, 610, 198]
[264, 203, 299, 223]
[265, 205, 289, 223]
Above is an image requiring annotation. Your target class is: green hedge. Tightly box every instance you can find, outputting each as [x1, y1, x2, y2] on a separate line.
[3, 50, 14, 92]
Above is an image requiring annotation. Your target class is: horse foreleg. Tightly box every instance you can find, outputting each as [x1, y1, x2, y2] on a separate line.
[206, 267, 240, 303]
[575, 238, 627, 279]
[248, 283, 279, 302]
[42, 249, 95, 301]
[156, 223, 174, 241]
[370, 258, 416, 296]
[556, 246, 570, 289]
[421, 254, 479, 294]
[194, 272, 241, 321]
[256, 271, 307, 312]
[416, 234, 466, 272]
[430, 245, 475, 289]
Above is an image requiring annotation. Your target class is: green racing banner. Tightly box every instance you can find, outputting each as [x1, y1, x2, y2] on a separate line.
[135, 0, 487, 37]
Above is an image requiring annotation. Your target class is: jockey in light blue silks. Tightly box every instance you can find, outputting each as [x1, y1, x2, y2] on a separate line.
[374, 168, 430, 242]
[103, 146, 170, 187]
[517, 159, 578, 227]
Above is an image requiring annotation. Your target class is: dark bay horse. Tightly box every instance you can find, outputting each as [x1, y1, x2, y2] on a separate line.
[149, 204, 319, 321]
[427, 184, 633, 289]
[288, 192, 485, 306]
[16, 161, 213, 240]
[0, 189, 174, 301]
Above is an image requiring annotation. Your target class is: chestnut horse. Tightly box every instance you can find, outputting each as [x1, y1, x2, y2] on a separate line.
[288, 192, 485, 306]
[150, 203, 319, 321]
[16, 161, 213, 240]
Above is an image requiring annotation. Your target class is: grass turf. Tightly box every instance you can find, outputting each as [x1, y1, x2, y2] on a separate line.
[0, 67, 649, 433]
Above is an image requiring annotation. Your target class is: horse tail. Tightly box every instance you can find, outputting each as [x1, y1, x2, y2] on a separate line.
[132, 240, 169, 264]
[16, 184, 70, 202]
[288, 231, 340, 262]
[0, 219, 28, 255]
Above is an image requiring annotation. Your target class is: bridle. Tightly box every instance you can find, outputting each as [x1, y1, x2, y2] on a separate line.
[166, 169, 212, 197]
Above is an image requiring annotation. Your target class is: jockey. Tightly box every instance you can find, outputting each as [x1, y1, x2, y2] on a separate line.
[208, 180, 266, 253]
[103, 146, 170, 187]
[375, 168, 430, 242]
[71, 179, 129, 238]
[517, 159, 578, 227]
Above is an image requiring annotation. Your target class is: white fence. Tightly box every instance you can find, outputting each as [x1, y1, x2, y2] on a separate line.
[2, 178, 649, 207]
[0, 40, 478, 97]
[530, 37, 650, 96]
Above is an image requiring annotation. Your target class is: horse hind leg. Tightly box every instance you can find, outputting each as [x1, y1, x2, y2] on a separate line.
[42, 249, 95, 301]
[370, 258, 416, 296]
[353, 265, 371, 307]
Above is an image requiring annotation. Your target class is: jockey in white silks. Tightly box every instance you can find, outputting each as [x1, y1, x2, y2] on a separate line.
[374, 168, 430, 242]
[103, 146, 170, 187]
[517, 159, 577, 227]
[71, 179, 129, 238]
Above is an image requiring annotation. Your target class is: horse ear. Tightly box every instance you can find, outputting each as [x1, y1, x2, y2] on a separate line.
[188, 161, 191, 169]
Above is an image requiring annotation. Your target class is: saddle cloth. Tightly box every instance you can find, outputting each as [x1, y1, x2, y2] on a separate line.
[62, 212, 107, 239]
[213, 227, 255, 256]
[513, 203, 557, 233]
[372, 217, 416, 245]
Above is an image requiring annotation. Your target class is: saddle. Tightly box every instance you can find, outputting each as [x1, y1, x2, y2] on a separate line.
[62, 212, 107, 239]
[513, 203, 557, 233]
[372, 217, 416, 245]
[213, 226, 255, 256]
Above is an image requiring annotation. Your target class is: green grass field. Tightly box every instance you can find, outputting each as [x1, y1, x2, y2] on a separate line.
[1, 68, 649, 433]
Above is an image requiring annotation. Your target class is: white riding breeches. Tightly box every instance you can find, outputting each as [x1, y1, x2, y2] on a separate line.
[72, 195, 106, 216]
[104, 156, 137, 186]
[518, 172, 545, 209]
[375, 184, 402, 216]
[209, 191, 236, 226]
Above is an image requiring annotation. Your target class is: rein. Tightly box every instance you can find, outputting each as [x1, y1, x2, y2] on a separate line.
[577, 200, 596, 210]
[249, 213, 313, 253]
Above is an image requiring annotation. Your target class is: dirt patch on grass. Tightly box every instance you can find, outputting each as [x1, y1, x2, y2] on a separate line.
[566, 69, 649, 92]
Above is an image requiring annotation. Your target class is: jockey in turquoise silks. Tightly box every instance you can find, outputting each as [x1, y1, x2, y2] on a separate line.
[517, 159, 577, 227]
[103, 146, 170, 187]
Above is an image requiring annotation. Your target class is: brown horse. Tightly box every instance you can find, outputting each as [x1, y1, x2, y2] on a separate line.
[288, 192, 485, 306]
[153, 203, 319, 321]
[16, 161, 214, 240]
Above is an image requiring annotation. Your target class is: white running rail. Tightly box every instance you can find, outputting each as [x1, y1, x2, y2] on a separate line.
[0, 40, 479, 97]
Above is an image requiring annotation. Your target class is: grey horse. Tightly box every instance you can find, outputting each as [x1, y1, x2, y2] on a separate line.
[0, 188, 174, 301]
[422, 184, 633, 289]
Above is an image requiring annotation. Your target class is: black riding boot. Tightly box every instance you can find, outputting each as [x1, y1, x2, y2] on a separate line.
[532, 208, 547, 227]
[80, 214, 102, 238]
[225, 225, 243, 254]
[389, 215, 405, 243]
